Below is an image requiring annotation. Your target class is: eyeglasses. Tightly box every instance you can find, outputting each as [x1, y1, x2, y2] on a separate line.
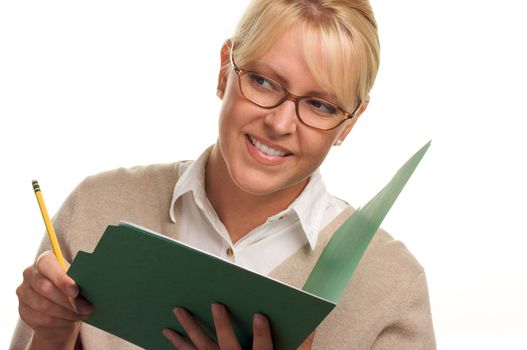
[230, 47, 360, 131]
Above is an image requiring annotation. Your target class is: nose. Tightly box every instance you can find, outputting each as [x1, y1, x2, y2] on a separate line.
[264, 99, 298, 135]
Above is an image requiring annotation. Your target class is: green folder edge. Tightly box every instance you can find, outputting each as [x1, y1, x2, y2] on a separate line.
[67, 141, 431, 350]
[303, 140, 431, 302]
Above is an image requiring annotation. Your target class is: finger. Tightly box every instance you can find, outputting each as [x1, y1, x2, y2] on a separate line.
[211, 303, 241, 350]
[74, 296, 93, 316]
[18, 282, 80, 322]
[18, 300, 78, 329]
[29, 262, 77, 312]
[33, 251, 79, 313]
[173, 307, 218, 350]
[297, 330, 316, 350]
[36, 251, 79, 299]
[252, 314, 273, 350]
[162, 329, 195, 350]
[29, 267, 93, 317]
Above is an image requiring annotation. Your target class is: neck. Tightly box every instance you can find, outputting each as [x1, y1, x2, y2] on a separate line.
[205, 144, 306, 243]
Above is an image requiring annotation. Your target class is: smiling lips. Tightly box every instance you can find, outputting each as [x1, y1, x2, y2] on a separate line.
[247, 135, 292, 160]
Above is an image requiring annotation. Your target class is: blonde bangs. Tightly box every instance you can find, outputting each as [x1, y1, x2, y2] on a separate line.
[301, 22, 362, 112]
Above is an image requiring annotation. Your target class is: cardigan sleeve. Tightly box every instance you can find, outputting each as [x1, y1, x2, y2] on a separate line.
[372, 272, 436, 350]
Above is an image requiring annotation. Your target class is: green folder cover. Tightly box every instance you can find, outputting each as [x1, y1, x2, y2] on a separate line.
[67, 141, 430, 350]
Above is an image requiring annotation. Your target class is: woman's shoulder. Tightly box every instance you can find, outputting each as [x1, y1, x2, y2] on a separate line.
[330, 206, 424, 280]
[345, 227, 425, 305]
[367, 228, 423, 275]
[65, 161, 185, 215]
[81, 162, 182, 188]
[55, 162, 186, 249]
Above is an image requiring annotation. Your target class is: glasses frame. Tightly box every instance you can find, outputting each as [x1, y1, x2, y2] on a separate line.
[229, 46, 360, 131]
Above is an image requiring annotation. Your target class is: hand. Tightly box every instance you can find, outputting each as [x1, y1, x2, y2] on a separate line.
[297, 331, 315, 350]
[16, 250, 92, 346]
[163, 304, 315, 350]
[163, 303, 273, 350]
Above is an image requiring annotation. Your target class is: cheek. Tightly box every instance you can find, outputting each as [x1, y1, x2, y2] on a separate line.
[219, 78, 246, 122]
[292, 133, 335, 180]
[218, 92, 240, 134]
[218, 96, 263, 141]
[296, 126, 345, 174]
[299, 130, 338, 159]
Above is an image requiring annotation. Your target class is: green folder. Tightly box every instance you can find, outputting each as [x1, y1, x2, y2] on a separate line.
[67, 141, 430, 350]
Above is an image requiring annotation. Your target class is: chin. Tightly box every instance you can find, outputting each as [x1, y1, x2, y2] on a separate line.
[230, 167, 308, 198]
[232, 174, 282, 196]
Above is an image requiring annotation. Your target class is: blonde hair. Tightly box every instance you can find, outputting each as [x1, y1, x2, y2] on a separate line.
[231, 0, 380, 112]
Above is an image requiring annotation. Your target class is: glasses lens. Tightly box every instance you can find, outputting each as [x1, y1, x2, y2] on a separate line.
[240, 72, 284, 107]
[298, 98, 344, 130]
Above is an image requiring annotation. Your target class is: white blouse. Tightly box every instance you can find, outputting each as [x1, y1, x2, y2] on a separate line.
[169, 148, 347, 275]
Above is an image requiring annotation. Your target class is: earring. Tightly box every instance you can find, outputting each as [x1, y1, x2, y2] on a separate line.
[334, 139, 343, 146]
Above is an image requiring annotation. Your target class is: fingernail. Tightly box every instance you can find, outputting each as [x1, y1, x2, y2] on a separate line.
[173, 307, 184, 320]
[254, 313, 267, 328]
[163, 328, 182, 342]
[66, 285, 78, 298]
[211, 303, 224, 317]
[79, 304, 93, 316]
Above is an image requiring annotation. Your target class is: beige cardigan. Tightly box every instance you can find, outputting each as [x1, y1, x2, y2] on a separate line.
[10, 162, 435, 349]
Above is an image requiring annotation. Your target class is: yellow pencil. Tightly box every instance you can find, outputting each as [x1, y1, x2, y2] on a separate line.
[32, 180, 78, 311]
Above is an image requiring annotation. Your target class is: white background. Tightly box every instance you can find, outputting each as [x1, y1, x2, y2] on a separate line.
[1, 1, 526, 348]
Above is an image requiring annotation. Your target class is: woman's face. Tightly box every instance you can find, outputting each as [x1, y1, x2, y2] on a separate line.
[216, 26, 362, 198]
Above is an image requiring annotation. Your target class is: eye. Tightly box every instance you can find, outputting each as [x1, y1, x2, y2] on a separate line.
[247, 73, 279, 91]
[305, 98, 339, 116]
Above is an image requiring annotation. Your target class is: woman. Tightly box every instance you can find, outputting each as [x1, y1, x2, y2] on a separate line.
[11, 0, 435, 349]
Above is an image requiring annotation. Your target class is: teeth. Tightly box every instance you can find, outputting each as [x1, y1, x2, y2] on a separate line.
[249, 136, 287, 157]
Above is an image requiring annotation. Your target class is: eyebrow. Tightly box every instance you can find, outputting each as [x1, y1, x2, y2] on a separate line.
[246, 61, 338, 102]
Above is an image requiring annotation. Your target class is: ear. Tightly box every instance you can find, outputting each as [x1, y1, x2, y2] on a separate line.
[217, 40, 232, 99]
[335, 101, 369, 144]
